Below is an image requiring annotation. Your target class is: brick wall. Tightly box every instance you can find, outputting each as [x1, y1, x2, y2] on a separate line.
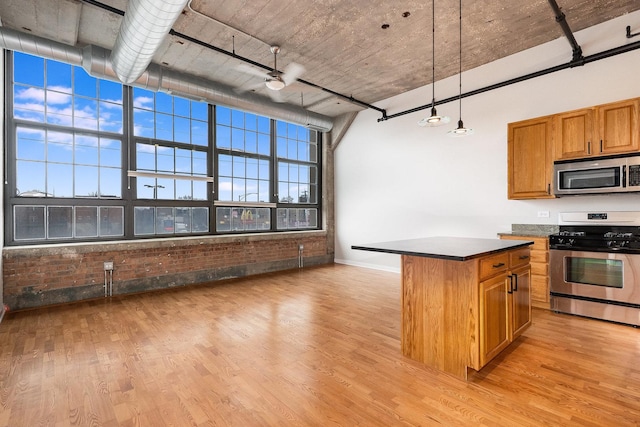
[3, 231, 332, 311]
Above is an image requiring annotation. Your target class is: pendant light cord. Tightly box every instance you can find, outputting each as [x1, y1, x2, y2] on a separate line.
[431, 0, 436, 108]
[458, 0, 462, 122]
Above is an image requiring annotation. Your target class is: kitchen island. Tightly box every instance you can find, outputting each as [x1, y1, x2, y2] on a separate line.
[352, 237, 533, 380]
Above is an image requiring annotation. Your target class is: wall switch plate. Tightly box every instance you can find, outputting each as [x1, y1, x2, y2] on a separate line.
[104, 261, 114, 271]
[537, 211, 550, 218]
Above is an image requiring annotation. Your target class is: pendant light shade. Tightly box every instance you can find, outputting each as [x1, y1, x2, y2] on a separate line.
[448, 0, 473, 137]
[418, 0, 449, 127]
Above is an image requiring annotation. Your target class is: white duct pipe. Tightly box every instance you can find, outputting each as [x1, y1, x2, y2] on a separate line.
[110, 0, 189, 84]
[0, 27, 333, 131]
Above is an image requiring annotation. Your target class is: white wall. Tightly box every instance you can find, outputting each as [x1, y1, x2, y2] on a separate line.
[335, 11, 640, 272]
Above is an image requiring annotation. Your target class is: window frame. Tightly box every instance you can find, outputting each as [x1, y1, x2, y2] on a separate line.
[4, 50, 322, 245]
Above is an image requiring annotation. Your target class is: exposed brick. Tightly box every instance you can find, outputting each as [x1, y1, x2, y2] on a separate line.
[3, 232, 332, 310]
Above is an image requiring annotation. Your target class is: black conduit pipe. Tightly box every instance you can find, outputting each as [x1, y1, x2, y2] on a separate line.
[377, 38, 640, 123]
[548, 0, 584, 62]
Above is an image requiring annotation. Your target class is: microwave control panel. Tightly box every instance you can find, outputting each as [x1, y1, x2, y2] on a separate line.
[629, 164, 640, 187]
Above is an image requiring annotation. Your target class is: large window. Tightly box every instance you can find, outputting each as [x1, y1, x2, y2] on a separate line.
[6, 51, 321, 244]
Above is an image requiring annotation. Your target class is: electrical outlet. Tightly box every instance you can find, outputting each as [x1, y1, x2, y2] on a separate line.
[537, 211, 550, 218]
[104, 261, 114, 271]
[299, 244, 304, 250]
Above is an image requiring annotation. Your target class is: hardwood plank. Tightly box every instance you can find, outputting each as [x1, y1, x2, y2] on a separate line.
[0, 264, 639, 426]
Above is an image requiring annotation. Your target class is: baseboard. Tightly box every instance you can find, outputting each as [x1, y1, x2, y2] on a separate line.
[334, 258, 400, 274]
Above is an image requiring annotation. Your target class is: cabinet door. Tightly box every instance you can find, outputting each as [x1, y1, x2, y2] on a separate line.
[599, 99, 639, 155]
[510, 264, 532, 339]
[479, 274, 510, 367]
[555, 109, 594, 160]
[507, 116, 554, 199]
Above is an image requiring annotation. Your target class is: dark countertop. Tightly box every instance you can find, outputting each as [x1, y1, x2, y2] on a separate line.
[352, 236, 533, 261]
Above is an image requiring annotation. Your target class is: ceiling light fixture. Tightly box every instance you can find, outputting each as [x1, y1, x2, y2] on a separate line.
[265, 46, 286, 91]
[419, 0, 449, 127]
[448, 0, 473, 137]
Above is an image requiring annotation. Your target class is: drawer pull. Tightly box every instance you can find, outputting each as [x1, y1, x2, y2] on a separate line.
[519, 255, 530, 260]
[492, 262, 505, 268]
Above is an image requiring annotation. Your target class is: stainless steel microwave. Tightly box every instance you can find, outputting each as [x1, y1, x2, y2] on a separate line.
[554, 154, 640, 195]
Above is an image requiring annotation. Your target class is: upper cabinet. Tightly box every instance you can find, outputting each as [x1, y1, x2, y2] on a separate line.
[555, 98, 639, 160]
[508, 116, 554, 199]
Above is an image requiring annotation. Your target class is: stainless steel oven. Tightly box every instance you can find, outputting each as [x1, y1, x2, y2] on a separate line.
[549, 211, 640, 326]
[550, 250, 640, 326]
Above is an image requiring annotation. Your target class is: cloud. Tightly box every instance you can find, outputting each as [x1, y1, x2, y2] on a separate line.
[133, 96, 154, 109]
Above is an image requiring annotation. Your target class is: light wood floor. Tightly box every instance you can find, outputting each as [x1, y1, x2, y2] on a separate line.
[1, 264, 639, 426]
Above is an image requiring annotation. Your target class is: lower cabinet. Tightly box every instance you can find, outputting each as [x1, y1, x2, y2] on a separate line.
[400, 246, 532, 380]
[501, 235, 550, 309]
[478, 249, 532, 368]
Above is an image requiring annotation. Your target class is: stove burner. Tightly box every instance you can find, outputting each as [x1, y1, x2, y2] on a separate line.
[559, 231, 586, 237]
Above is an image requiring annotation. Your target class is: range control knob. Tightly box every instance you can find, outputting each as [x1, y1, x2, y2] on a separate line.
[568, 238, 575, 246]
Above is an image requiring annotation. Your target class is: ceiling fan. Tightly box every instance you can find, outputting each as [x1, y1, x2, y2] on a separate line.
[237, 46, 305, 102]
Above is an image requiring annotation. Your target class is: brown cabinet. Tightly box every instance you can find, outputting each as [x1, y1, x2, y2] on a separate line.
[501, 235, 549, 309]
[400, 245, 532, 380]
[555, 98, 639, 160]
[507, 116, 554, 199]
[478, 249, 531, 368]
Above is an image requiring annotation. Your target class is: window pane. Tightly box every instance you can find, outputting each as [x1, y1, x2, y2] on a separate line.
[75, 135, 99, 165]
[137, 177, 155, 199]
[99, 101, 123, 133]
[15, 206, 46, 240]
[136, 143, 156, 171]
[157, 207, 174, 234]
[175, 207, 191, 233]
[192, 120, 208, 146]
[174, 97, 189, 117]
[47, 163, 73, 197]
[74, 97, 98, 130]
[193, 207, 209, 232]
[133, 88, 154, 110]
[100, 207, 124, 236]
[192, 102, 208, 121]
[48, 206, 72, 238]
[217, 106, 231, 125]
[175, 116, 190, 143]
[47, 61, 72, 93]
[218, 177, 232, 201]
[156, 147, 175, 172]
[99, 79, 123, 104]
[100, 139, 121, 168]
[193, 151, 207, 176]
[75, 206, 98, 237]
[46, 90, 73, 126]
[176, 148, 192, 174]
[100, 167, 121, 198]
[17, 128, 45, 161]
[134, 108, 154, 137]
[134, 207, 155, 235]
[176, 180, 192, 200]
[216, 125, 231, 148]
[14, 85, 45, 122]
[156, 92, 172, 114]
[156, 178, 174, 199]
[216, 207, 231, 232]
[156, 112, 173, 141]
[15, 52, 45, 86]
[193, 181, 207, 200]
[75, 165, 99, 197]
[17, 160, 46, 197]
[74, 69, 97, 98]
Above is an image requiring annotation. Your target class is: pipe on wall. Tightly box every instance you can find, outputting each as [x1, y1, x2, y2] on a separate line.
[0, 27, 333, 131]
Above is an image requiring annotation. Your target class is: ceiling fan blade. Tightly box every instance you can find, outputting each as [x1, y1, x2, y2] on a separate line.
[236, 63, 269, 79]
[282, 62, 305, 86]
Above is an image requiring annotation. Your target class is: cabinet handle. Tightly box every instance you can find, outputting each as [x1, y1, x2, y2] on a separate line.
[600, 140, 603, 152]
[588, 141, 591, 154]
[493, 262, 505, 268]
[519, 255, 529, 260]
[507, 275, 514, 294]
[547, 183, 551, 195]
[513, 273, 519, 292]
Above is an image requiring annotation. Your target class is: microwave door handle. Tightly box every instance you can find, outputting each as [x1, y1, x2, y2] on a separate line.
[623, 165, 627, 188]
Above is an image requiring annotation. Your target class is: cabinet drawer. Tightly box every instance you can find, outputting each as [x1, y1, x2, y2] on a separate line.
[480, 253, 509, 280]
[531, 261, 548, 276]
[509, 248, 531, 268]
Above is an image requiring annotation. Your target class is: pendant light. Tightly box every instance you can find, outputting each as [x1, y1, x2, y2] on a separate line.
[448, 0, 473, 137]
[418, 0, 450, 127]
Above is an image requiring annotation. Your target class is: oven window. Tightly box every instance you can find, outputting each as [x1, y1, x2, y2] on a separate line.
[565, 257, 623, 288]
[559, 167, 620, 190]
